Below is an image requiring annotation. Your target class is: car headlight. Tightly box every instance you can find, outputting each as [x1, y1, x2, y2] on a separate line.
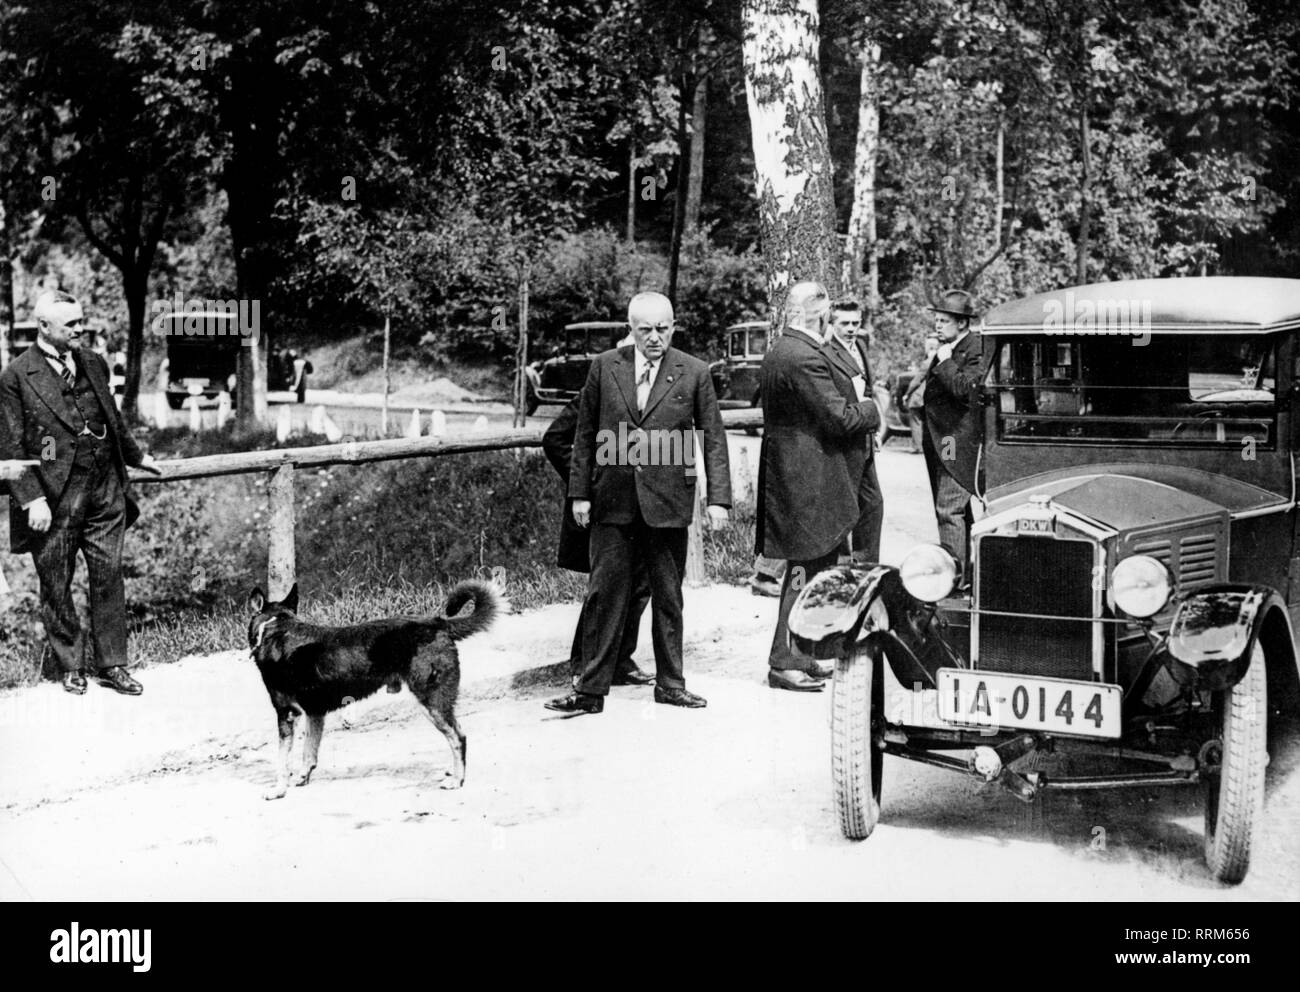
[899, 544, 957, 602]
[1111, 555, 1171, 618]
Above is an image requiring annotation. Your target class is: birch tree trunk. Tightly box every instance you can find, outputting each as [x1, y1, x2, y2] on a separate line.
[742, 0, 841, 334]
[843, 36, 881, 329]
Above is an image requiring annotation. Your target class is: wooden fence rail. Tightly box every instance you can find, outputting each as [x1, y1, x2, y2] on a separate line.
[116, 407, 764, 598]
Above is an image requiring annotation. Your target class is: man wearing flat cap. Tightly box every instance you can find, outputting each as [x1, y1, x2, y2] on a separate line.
[0, 290, 159, 695]
[921, 288, 984, 580]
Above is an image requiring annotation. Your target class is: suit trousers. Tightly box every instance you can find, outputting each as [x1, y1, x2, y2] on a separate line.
[577, 512, 688, 696]
[30, 454, 129, 673]
[923, 444, 974, 575]
[569, 563, 651, 677]
[850, 459, 883, 564]
[768, 542, 846, 672]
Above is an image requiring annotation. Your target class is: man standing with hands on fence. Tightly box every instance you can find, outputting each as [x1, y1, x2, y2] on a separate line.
[757, 281, 879, 693]
[547, 291, 731, 715]
[0, 290, 160, 695]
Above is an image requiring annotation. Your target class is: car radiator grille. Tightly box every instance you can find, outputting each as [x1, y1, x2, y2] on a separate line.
[976, 536, 1095, 681]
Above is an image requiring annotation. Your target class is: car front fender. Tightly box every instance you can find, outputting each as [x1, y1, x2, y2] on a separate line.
[787, 565, 944, 687]
[1166, 584, 1293, 692]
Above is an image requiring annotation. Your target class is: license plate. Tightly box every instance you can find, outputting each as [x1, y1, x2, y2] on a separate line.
[936, 669, 1121, 739]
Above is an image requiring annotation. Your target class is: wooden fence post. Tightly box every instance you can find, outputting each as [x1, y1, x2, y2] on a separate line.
[267, 463, 296, 600]
[685, 435, 707, 586]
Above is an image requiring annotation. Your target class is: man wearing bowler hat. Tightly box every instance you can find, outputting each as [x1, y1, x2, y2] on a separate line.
[921, 288, 984, 580]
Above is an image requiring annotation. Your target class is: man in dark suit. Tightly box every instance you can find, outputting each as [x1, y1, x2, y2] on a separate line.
[757, 282, 879, 692]
[547, 292, 731, 714]
[822, 298, 884, 565]
[921, 289, 984, 579]
[542, 391, 653, 686]
[0, 291, 159, 695]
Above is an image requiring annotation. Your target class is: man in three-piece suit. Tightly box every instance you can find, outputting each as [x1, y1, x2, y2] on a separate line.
[542, 391, 654, 687]
[822, 297, 884, 565]
[921, 289, 985, 579]
[0, 291, 159, 695]
[757, 282, 879, 693]
[547, 292, 731, 714]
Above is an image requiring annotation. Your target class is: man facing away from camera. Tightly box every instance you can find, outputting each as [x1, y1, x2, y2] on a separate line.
[757, 281, 879, 693]
[547, 291, 731, 715]
[0, 290, 160, 695]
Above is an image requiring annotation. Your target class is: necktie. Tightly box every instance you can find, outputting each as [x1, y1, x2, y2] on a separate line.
[58, 358, 75, 387]
[637, 363, 654, 412]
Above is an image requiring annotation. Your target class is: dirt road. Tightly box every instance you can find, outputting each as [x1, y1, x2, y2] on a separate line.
[2, 448, 1297, 900]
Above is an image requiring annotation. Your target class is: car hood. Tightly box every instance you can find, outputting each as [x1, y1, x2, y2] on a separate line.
[985, 463, 1288, 529]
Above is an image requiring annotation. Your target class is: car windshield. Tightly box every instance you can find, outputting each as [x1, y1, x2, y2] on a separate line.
[992, 334, 1277, 446]
[730, 327, 767, 357]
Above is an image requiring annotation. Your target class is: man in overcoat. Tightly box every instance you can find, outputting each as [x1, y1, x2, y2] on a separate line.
[756, 282, 878, 692]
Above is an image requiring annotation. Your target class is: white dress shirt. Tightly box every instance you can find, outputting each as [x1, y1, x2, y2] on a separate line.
[37, 339, 76, 383]
[634, 350, 660, 412]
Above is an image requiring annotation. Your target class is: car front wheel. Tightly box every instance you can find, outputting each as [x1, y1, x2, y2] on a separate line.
[831, 642, 884, 839]
[1203, 641, 1267, 884]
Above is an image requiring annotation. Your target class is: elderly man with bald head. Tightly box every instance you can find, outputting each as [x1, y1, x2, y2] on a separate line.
[757, 281, 879, 692]
[547, 291, 731, 715]
[0, 290, 159, 695]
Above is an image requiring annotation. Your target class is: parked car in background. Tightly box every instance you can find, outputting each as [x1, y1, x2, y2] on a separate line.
[159, 310, 243, 408]
[524, 321, 627, 415]
[790, 276, 1300, 884]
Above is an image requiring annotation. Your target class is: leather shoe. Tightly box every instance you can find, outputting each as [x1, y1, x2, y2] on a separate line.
[807, 661, 834, 680]
[63, 671, 87, 695]
[544, 692, 604, 715]
[768, 669, 825, 692]
[612, 665, 655, 686]
[749, 574, 782, 597]
[654, 686, 707, 708]
[93, 666, 143, 696]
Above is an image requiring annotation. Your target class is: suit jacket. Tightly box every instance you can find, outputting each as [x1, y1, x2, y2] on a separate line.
[569, 345, 731, 528]
[0, 345, 144, 553]
[756, 329, 878, 561]
[542, 395, 591, 572]
[923, 330, 985, 492]
[822, 335, 877, 484]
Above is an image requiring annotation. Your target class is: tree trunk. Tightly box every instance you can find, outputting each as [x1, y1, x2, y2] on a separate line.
[624, 140, 634, 243]
[0, 202, 12, 372]
[120, 264, 148, 422]
[843, 37, 880, 328]
[381, 313, 391, 436]
[513, 258, 530, 428]
[667, 73, 690, 306]
[741, 0, 841, 335]
[1076, 102, 1091, 285]
[994, 117, 1004, 245]
[684, 74, 708, 232]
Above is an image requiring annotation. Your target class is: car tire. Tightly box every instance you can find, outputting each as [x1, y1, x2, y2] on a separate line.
[165, 393, 186, 410]
[746, 394, 761, 436]
[1203, 641, 1267, 884]
[831, 642, 883, 840]
[524, 381, 539, 416]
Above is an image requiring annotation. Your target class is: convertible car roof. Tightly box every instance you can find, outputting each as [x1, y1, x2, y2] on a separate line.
[981, 277, 1300, 334]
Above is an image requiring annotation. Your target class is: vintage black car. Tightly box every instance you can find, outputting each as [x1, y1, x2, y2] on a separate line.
[789, 276, 1300, 884]
[524, 321, 627, 414]
[709, 320, 767, 411]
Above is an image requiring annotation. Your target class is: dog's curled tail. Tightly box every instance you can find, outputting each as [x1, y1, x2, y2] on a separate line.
[441, 580, 502, 641]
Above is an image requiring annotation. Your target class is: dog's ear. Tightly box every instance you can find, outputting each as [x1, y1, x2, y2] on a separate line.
[248, 588, 266, 613]
[279, 583, 299, 614]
